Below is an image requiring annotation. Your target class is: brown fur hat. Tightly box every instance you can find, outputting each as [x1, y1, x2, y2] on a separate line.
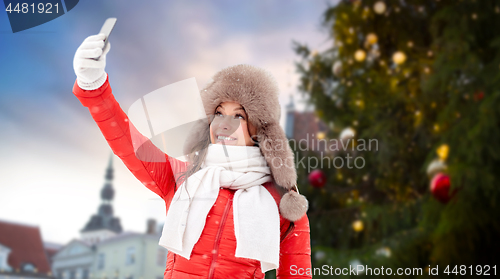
[191, 64, 308, 222]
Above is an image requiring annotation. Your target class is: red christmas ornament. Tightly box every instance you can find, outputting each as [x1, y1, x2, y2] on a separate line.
[308, 169, 326, 188]
[473, 91, 484, 101]
[430, 173, 457, 203]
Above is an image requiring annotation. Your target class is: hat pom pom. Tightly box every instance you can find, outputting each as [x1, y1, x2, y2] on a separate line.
[279, 191, 309, 222]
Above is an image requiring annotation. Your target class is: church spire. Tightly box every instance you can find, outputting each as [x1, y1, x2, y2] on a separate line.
[105, 152, 113, 181]
[81, 153, 122, 241]
[101, 153, 114, 203]
[285, 94, 296, 139]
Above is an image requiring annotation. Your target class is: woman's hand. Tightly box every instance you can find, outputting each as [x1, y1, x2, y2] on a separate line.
[73, 33, 111, 90]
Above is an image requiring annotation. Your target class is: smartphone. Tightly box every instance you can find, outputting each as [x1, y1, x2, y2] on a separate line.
[93, 18, 117, 61]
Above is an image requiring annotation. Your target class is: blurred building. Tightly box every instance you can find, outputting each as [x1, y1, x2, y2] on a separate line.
[51, 156, 167, 279]
[285, 96, 332, 153]
[43, 242, 63, 268]
[91, 220, 167, 279]
[0, 219, 54, 279]
[51, 239, 94, 279]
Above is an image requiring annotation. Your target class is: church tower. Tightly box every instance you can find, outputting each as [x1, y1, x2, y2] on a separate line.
[285, 95, 296, 139]
[80, 154, 123, 244]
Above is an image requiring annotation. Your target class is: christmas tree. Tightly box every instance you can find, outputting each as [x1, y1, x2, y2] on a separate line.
[290, 0, 500, 277]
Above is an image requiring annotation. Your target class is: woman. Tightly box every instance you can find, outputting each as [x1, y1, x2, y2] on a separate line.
[73, 34, 312, 278]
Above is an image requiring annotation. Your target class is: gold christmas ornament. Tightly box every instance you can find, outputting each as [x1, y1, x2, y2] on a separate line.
[373, 1, 386, 14]
[436, 144, 450, 161]
[366, 33, 378, 45]
[354, 49, 366, 62]
[414, 110, 422, 126]
[355, 99, 365, 109]
[352, 220, 364, 232]
[337, 172, 343, 180]
[317, 132, 326, 140]
[392, 51, 407, 65]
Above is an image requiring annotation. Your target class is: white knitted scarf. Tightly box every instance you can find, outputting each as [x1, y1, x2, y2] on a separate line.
[158, 143, 280, 273]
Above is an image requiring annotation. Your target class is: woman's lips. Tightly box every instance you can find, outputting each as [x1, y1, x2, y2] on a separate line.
[216, 134, 237, 145]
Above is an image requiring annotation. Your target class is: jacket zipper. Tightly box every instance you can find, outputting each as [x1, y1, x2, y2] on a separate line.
[208, 191, 234, 279]
[169, 253, 176, 279]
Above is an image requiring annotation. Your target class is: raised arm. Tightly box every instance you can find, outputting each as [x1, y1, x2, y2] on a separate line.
[72, 34, 188, 201]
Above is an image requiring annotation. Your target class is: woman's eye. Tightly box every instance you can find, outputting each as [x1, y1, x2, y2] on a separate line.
[214, 111, 244, 120]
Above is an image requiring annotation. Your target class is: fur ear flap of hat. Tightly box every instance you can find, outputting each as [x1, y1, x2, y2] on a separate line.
[188, 64, 308, 222]
[258, 122, 308, 222]
[279, 185, 309, 222]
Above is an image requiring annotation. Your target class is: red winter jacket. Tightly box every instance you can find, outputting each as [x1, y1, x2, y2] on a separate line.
[72, 76, 312, 278]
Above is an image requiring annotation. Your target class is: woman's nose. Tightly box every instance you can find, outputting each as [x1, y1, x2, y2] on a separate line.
[218, 115, 239, 132]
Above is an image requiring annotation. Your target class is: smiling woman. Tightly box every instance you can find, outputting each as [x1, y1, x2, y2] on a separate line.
[72, 33, 311, 279]
[210, 101, 258, 146]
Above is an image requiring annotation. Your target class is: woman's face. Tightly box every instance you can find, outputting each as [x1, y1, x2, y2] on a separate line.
[210, 101, 257, 146]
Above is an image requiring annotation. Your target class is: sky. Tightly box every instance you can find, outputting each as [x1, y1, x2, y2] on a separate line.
[0, 0, 338, 244]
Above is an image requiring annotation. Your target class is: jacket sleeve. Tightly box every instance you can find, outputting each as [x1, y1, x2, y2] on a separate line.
[277, 214, 313, 278]
[72, 75, 188, 200]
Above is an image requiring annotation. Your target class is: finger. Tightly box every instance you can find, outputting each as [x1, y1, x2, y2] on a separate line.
[96, 42, 111, 62]
[77, 58, 106, 69]
[83, 34, 106, 43]
[79, 40, 105, 50]
[76, 48, 103, 59]
[101, 41, 111, 57]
